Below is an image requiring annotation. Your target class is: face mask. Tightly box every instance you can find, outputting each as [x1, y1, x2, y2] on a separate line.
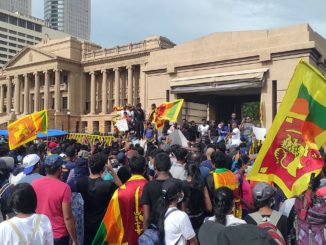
[177, 192, 184, 203]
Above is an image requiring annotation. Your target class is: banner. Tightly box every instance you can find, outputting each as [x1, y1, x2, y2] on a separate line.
[115, 119, 129, 132]
[153, 99, 184, 129]
[247, 60, 326, 197]
[8, 110, 48, 150]
[68, 133, 115, 146]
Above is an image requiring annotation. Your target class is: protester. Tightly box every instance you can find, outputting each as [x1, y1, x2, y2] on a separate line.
[206, 187, 246, 226]
[227, 122, 241, 149]
[0, 158, 14, 220]
[200, 147, 215, 170]
[75, 153, 121, 244]
[208, 120, 219, 144]
[141, 152, 171, 229]
[234, 155, 253, 218]
[134, 103, 145, 139]
[17, 154, 43, 184]
[149, 178, 198, 244]
[217, 121, 229, 142]
[228, 112, 240, 131]
[32, 154, 77, 245]
[93, 156, 148, 245]
[245, 182, 288, 241]
[170, 147, 188, 180]
[206, 151, 242, 218]
[0, 183, 53, 244]
[182, 163, 212, 232]
[198, 119, 209, 143]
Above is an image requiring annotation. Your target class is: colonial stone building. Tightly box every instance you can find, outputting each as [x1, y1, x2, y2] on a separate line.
[0, 24, 326, 133]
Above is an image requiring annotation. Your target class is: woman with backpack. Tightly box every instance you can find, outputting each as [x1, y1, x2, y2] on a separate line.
[0, 183, 53, 244]
[182, 163, 212, 232]
[143, 178, 198, 245]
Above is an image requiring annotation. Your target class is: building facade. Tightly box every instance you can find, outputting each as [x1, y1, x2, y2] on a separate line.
[0, 9, 71, 67]
[0, 24, 325, 133]
[0, 0, 31, 16]
[44, 0, 91, 40]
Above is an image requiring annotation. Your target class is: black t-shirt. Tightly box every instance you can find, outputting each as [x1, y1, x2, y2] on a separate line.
[209, 126, 219, 137]
[182, 180, 205, 216]
[141, 179, 166, 210]
[76, 177, 118, 244]
[245, 212, 288, 240]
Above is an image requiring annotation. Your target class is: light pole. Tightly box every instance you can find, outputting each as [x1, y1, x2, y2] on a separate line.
[67, 111, 71, 133]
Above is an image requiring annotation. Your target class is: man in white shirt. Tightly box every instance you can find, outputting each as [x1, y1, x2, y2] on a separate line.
[227, 122, 241, 149]
[198, 119, 209, 143]
[170, 148, 188, 181]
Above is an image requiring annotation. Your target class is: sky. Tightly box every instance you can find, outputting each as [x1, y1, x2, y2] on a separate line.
[32, 0, 326, 48]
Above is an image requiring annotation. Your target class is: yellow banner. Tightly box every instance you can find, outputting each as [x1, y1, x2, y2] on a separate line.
[68, 133, 115, 146]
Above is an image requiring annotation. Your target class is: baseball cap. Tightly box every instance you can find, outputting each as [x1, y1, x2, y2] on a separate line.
[162, 178, 182, 201]
[78, 150, 90, 159]
[44, 154, 64, 169]
[48, 142, 59, 149]
[23, 154, 40, 175]
[253, 182, 276, 202]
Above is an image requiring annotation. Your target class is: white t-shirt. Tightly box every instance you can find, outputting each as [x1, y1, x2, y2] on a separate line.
[231, 128, 241, 146]
[207, 214, 246, 226]
[198, 124, 209, 136]
[0, 214, 53, 245]
[164, 208, 196, 245]
[170, 163, 187, 181]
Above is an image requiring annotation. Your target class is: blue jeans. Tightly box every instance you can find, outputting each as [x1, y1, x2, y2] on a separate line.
[241, 135, 252, 152]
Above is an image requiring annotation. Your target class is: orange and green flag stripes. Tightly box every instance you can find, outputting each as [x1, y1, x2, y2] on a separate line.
[247, 60, 326, 197]
[153, 99, 184, 129]
[93, 175, 147, 245]
[8, 110, 48, 150]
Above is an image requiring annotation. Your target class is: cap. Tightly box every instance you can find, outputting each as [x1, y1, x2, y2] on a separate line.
[44, 154, 64, 169]
[0, 157, 15, 170]
[253, 182, 276, 202]
[78, 150, 89, 159]
[48, 142, 59, 149]
[162, 178, 182, 201]
[23, 154, 40, 175]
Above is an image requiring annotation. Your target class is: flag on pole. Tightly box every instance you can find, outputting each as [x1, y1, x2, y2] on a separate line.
[8, 110, 48, 150]
[92, 175, 147, 245]
[247, 60, 326, 198]
[153, 99, 184, 129]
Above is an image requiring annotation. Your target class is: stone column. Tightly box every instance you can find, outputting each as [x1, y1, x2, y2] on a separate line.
[0, 85, 3, 113]
[13, 75, 20, 113]
[23, 74, 29, 114]
[90, 71, 96, 114]
[139, 64, 146, 108]
[108, 70, 114, 112]
[34, 72, 40, 112]
[101, 69, 108, 114]
[6, 77, 12, 113]
[54, 69, 61, 112]
[43, 71, 50, 110]
[127, 65, 133, 105]
[114, 68, 120, 106]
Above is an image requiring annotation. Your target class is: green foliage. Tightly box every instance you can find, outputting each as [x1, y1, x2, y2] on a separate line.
[242, 102, 260, 122]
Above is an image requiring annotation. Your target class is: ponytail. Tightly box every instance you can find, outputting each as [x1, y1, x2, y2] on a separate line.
[149, 196, 171, 241]
[213, 187, 234, 226]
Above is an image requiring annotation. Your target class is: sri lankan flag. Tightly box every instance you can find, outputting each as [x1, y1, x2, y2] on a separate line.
[247, 60, 326, 197]
[8, 110, 48, 150]
[93, 175, 147, 245]
[153, 99, 184, 129]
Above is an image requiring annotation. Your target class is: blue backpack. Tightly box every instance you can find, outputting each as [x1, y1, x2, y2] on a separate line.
[138, 208, 178, 245]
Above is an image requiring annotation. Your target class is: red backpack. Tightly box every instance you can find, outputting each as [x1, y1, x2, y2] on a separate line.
[249, 211, 286, 245]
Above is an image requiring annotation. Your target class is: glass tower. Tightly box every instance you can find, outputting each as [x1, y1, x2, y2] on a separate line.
[44, 0, 90, 40]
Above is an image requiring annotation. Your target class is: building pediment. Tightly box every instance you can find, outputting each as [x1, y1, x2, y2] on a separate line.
[3, 46, 58, 70]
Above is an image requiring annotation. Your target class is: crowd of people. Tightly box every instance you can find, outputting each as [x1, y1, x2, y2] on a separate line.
[0, 111, 325, 245]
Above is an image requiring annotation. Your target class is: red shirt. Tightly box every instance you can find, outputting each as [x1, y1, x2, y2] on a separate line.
[32, 176, 71, 238]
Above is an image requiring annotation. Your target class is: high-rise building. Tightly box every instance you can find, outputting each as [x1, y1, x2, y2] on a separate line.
[0, 9, 70, 67]
[44, 0, 91, 40]
[0, 0, 32, 15]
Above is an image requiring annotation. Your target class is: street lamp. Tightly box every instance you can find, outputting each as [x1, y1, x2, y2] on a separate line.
[67, 111, 71, 133]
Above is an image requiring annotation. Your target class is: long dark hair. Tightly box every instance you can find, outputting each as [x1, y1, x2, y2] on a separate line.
[213, 187, 234, 225]
[149, 178, 182, 241]
[184, 162, 205, 213]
